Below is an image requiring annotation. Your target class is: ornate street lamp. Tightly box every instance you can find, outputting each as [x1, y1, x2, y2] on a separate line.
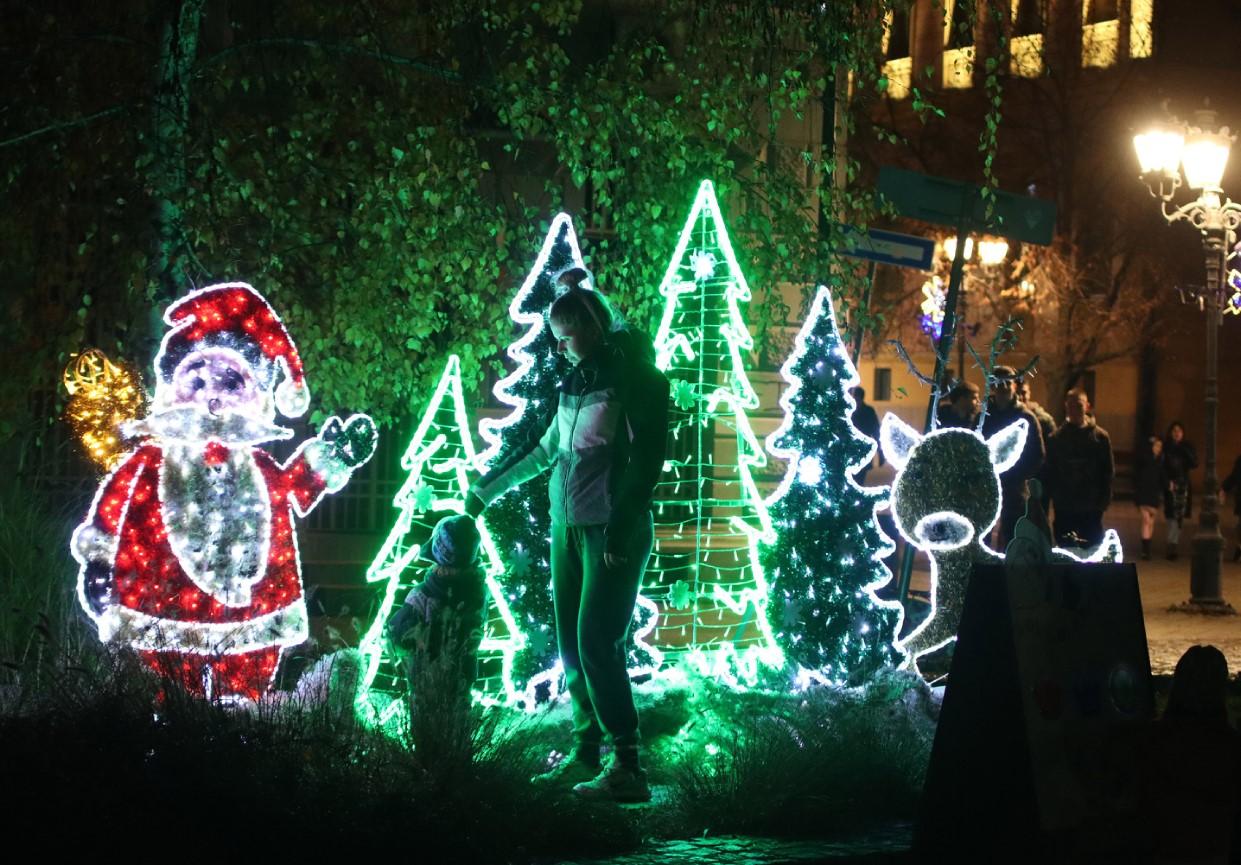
[1134, 107, 1239, 614]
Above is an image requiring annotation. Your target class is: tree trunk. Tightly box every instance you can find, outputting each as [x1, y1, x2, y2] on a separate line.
[147, 0, 204, 308]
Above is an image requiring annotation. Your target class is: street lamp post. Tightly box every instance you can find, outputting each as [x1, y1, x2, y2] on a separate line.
[1134, 108, 1239, 614]
[941, 236, 1009, 377]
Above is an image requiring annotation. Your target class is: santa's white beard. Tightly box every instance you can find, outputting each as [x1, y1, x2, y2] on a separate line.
[160, 443, 273, 607]
[126, 406, 292, 445]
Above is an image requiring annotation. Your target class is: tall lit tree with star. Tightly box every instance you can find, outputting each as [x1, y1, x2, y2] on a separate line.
[645, 179, 783, 687]
[356, 355, 522, 733]
[763, 286, 904, 685]
[475, 215, 582, 701]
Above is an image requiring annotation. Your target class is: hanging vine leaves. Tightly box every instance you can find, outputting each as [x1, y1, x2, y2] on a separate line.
[2, 0, 902, 438]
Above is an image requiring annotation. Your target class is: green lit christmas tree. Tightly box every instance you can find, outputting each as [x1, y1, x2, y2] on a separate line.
[475, 214, 583, 702]
[477, 216, 663, 704]
[647, 179, 783, 687]
[763, 286, 904, 685]
[355, 355, 522, 734]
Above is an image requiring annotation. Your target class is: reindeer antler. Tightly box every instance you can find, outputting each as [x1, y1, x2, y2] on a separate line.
[970, 318, 1040, 432]
[886, 334, 964, 431]
[886, 339, 938, 388]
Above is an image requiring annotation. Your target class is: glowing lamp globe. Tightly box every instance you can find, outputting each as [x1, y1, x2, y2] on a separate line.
[942, 236, 974, 261]
[1133, 125, 1185, 180]
[977, 239, 1009, 267]
[1181, 123, 1232, 193]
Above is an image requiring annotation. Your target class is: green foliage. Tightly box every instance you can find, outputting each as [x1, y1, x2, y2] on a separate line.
[0, 650, 638, 860]
[0, 479, 95, 685]
[0, 0, 896, 436]
[0, 647, 930, 855]
[663, 671, 933, 836]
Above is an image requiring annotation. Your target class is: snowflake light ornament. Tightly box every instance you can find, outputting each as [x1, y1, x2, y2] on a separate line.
[690, 249, 718, 280]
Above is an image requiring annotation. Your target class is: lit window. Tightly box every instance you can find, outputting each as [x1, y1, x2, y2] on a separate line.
[942, 0, 975, 89]
[1010, 0, 1044, 77]
[1130, 0, 1153, 59]
[881, 9, 912, 100]
[1081, 0, 1119, 68]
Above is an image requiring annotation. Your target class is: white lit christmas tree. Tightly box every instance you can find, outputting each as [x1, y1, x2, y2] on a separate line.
[647, 179, 783, 686]
[356, 355, 522, 733]
[763, 285, 904, 686]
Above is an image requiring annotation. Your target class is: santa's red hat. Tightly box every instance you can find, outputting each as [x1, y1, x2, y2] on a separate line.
[156, 282, 310, 417]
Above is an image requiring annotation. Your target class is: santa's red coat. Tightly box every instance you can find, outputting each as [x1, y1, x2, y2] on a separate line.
[78, 441, 329, 658]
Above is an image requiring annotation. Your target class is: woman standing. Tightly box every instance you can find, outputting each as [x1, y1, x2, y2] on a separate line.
[1134, 436, 1164, 561]
[1162, 421, 1198, 561]
[466, 268, 669, 803]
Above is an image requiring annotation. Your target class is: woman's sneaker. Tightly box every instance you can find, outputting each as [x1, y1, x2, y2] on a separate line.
[532, 750, 600, 787]
[573, 762, 651, 803]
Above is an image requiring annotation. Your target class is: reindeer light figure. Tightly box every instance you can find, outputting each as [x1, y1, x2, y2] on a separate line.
[880, 413, 1122, 671]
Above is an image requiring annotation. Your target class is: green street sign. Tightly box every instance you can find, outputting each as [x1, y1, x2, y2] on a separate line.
[877, 166, 1057, 246]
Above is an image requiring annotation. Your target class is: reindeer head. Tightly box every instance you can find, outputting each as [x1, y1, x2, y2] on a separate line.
[880, 414, 1027, 553]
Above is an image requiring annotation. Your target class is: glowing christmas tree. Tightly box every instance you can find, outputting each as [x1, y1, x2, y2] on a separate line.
[474, 214, 580, 702]
[476, 215, 662, 704]
[356, 355, 522, 733]
[647, 179, 783, 687]
[763, 285, 904, 686]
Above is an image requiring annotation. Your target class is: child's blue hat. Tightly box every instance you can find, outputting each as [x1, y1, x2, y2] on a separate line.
[424, 514, 481, 567]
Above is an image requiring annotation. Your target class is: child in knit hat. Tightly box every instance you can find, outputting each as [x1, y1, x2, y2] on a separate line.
[385, 514, 488, 708]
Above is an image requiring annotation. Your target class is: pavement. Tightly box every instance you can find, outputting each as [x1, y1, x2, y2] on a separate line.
[905, 502, 1241, 675]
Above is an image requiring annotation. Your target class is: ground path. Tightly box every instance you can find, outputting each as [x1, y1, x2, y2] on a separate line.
[548, 824, 912, 865]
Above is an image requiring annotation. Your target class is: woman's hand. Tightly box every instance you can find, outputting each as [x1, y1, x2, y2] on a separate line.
[604, 552, 628, 570]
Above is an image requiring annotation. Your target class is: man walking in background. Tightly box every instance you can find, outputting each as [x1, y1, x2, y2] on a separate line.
[1044, 389, 1114, 548]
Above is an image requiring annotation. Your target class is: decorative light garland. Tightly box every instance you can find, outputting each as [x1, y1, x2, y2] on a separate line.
[70, 282, 376, 703]
[356, 354, 523, 732]
[763, 285, 905, 686]
[647, 179, 782, 685]
[62, 349, 146, 470]
[880, 413, 1122, 672]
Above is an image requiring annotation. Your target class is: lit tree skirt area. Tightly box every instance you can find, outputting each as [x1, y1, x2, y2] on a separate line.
[0, 650, 933, 858]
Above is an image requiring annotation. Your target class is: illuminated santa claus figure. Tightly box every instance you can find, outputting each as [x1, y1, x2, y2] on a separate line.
[71, 282, 377, 703]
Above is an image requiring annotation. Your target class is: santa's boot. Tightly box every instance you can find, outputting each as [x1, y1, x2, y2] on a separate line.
[1141, 539, 1152, 561]
[1167, 543, 1178, 561]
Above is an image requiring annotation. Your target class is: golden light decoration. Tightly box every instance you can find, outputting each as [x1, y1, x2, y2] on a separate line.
[63, 349, 146, 470]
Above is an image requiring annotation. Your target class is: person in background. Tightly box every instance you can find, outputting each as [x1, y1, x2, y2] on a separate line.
[1016, 378, 1056, 449]
[1162, 421, 1197, 561]
[936, 381, 980, 430]
[1222, 453, 1241, 564]
[1135, 436, 1165, 561]
[981, 367, 1046, 549]
[1044, 389, 1114, 548]
[849, 386, 883, 484]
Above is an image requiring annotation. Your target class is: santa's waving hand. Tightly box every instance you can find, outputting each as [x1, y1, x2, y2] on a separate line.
[71, 283, 377, 704]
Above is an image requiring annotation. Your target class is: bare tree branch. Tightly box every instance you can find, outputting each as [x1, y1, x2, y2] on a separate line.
[0, 103, 131, 150]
